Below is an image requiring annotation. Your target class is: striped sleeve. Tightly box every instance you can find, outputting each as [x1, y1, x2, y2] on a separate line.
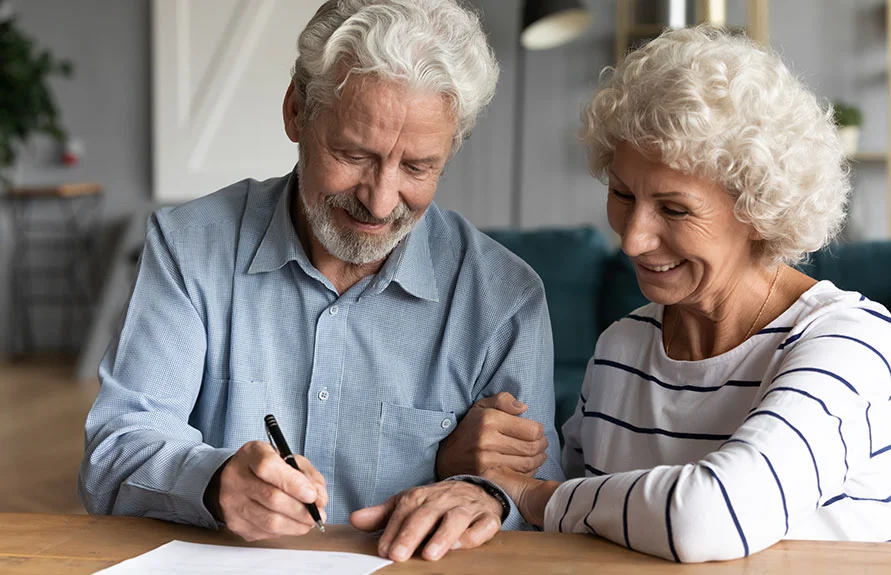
[544, 307, 891, 562]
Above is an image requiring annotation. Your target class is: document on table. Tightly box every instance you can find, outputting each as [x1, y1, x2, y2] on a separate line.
[93, 540, 393, 575]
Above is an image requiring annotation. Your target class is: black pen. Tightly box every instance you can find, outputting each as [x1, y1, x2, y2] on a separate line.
[264, 414, 325, 532]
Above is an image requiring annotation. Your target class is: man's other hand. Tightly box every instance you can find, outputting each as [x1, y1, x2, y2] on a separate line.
[206, 441, 328, 541]
[435, 392, 548, 479]
[350, 481, 502, 562]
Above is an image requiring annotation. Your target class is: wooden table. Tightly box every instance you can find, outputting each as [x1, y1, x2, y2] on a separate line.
[1, 513, 889, 574]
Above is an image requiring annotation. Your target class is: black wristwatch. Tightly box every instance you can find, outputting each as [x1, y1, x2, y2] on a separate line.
[458, 477, 511, 521]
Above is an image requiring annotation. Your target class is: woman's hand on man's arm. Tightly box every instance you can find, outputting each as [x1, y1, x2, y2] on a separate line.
[435, 392, 549, 479]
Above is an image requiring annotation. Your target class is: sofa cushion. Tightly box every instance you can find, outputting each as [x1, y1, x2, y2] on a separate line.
[484, 227, 611, 367]
[797, 241, 891, 310]
[599, 251, 649, 329]
[554, 365, 588, 443]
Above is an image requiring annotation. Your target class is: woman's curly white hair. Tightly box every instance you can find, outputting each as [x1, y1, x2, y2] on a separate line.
[582, 26, 850, 265]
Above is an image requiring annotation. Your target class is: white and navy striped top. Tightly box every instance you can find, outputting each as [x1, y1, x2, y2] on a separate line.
[546, 281, 891, 562]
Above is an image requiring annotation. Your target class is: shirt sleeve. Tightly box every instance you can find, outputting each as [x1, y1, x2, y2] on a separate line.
[77, 212, 236, 528]
[473, 282, 566, 531]
[544, 310, 889, 562]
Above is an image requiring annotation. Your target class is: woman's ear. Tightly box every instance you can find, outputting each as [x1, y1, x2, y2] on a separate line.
[748, 224, 763, 241]
[282, 81, 302, 143]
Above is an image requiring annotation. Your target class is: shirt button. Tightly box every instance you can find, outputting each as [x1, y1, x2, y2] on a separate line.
[440, 418, 452, 430]
[318, 389, 330, 401]
[329, 305, 339, 316]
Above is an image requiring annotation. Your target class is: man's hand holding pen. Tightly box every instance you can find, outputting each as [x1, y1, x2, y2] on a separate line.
[204, 440, 328, 541]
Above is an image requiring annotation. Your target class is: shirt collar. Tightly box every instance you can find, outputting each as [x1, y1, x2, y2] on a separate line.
[247, 169, 439, 303]
[247, 170, 307, 275]
[370, 212, 439, 302]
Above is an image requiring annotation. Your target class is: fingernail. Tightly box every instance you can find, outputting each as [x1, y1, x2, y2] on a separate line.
[299, 488, 315, 501]
[512, 400, 525, 409]
[392, 545, 408, 561]
[426, 543, 441, 559]
[451, 540, 463, 550]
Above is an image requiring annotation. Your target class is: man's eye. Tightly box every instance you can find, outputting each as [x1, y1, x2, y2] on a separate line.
[404, 163, 425, 174]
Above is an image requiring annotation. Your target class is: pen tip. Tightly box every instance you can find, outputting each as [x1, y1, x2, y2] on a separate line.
[317, 522, 326, 533]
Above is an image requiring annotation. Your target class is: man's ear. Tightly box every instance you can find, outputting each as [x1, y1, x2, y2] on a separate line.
[283, 80, 302, 143]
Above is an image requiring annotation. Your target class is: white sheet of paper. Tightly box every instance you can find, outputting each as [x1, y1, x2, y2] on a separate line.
[93, 540, 393, 575]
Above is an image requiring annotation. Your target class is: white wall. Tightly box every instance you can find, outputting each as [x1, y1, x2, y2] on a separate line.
[770, 0, 888, 241]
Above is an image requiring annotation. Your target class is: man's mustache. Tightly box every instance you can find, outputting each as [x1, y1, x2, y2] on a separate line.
[326, 193, 411, 226]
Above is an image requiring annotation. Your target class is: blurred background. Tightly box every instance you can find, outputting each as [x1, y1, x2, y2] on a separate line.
[0, 0, 888, 515]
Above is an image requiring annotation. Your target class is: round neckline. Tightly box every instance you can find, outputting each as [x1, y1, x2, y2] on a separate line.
[655, 280, 833, 366]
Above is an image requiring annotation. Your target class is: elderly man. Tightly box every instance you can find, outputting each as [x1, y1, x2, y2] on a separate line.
[78, 0, 562, 563]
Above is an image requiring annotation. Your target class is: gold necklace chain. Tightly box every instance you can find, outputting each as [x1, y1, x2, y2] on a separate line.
[744, 266, 782, 340]
[665, 306, 681, 356]
[665, 266, 782, 356]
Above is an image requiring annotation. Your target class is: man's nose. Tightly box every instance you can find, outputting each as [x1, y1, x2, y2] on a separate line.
[361, 165, 401, 220]
[620, 207, 660, 257]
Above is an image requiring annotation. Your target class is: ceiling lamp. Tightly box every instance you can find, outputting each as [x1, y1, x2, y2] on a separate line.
[521, 0, 592, 51]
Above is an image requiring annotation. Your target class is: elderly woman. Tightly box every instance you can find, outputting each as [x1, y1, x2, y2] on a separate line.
[475, 26, 891, 562]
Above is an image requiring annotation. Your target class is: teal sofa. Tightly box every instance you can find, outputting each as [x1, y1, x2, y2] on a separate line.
[485, 227, 891, 441]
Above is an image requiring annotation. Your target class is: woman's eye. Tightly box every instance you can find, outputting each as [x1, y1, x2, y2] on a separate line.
[662, 206, 689, 217]
[610, 189, 634, 201]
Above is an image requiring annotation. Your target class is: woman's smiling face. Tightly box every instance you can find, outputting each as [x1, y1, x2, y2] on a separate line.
[607, 142, 760, 309]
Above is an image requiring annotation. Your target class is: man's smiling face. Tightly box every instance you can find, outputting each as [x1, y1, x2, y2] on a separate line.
[286, 76, 456, 265]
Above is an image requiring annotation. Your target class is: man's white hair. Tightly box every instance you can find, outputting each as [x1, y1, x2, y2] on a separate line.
[582, 26, 851, 265]
[292, 0, 499, 156]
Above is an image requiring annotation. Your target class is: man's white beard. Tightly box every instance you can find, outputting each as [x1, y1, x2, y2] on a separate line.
[297, 156, 420, 266]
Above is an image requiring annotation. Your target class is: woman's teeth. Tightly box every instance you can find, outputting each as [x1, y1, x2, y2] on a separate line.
[643, 261, 682, 272]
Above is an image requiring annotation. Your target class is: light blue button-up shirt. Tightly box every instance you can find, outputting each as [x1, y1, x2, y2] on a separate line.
[78, 171, 563, 529]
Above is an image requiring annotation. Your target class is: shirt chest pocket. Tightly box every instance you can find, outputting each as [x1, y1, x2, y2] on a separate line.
[372, 402, 457, 506]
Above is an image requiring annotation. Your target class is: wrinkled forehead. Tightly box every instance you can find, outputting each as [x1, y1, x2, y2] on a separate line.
[329, 67, 456, 117]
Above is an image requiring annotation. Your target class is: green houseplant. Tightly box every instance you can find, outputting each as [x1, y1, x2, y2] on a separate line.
[0, 0, 73, 188]
[832, 100, 863, 128]
[831, 100, 863, 157]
